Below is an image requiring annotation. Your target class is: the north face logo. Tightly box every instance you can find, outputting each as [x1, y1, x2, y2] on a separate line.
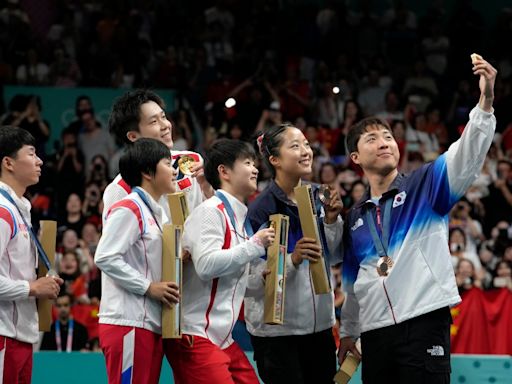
[427, 345, 445, 356]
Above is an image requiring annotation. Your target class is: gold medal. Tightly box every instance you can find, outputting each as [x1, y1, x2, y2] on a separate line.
[178, 155, 195, 175]
[377, 256, 394, 276]
[318, 184, 332, 205]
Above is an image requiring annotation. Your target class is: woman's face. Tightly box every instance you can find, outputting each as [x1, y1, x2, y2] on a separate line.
[351, 183, 366, 203]
[59, 252, 78, 275]
[320, 165, 337, 184]
[62, 230, 78, 249]
[272, 127, 314, 178]
[496, 262, 512, 278]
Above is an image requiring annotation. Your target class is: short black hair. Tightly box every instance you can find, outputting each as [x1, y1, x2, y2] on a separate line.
[257, 123, 294, 177]
[345, 117, 391, 154]
[119, 138, 170, 188]
[0, 126, 36, 176]
[204, 139, 256, 190]
[108, 89, 165, 145]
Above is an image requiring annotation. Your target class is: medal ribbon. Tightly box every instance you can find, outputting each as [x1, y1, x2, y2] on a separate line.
[133, 187, 163, 233]
[0, 189, 52, 270]
[365, 198, 393, 257]
[55, 319, 74, 352]
[214, 191, 254, 239]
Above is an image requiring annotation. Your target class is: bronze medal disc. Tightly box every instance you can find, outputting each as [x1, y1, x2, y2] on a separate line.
[319, 184, 332, 205]
[377, 256, 394, 276]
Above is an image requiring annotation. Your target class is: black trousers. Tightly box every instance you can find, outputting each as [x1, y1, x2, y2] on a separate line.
[361, 307, 452, 384]
[251, 328, 336, 384]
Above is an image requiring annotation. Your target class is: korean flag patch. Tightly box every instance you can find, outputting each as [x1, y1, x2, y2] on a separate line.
[393, 191, 407, 208]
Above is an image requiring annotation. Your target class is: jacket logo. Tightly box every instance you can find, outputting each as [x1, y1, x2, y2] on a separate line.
[427, 345, 445, 356]
[351, 218, 364, 231]
[393, 191, 407, 208]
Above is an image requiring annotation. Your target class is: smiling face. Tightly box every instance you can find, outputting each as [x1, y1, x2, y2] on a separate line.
[222, 157, 259, 199]
[350, 125, 399, 176]
[151, 157, 178, 196]
[270, 127, 313, 179]
[132, 101, 173, 148]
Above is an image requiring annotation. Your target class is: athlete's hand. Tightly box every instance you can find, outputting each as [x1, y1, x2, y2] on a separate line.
[29, 276, 62, 299]
[338, 336, 362, 365]
[323, 188, 343, 224]
[291, 237, 322, 266]
[254, 227, 275, 248]
[147, 281, 180, 306]
[190, 162, 214, 198]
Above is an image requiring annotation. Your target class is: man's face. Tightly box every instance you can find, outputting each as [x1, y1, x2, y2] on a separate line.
[6, 145, 43, 188]
[56, 296, 71, 320]
[133, 101, 173, 148]
[350, 125, 399, 176]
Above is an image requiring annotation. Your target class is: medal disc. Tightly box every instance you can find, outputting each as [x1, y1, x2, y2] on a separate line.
[178, 155, 195, 175]
[377, 256, 394, 276]
[319, 184, 332, 205]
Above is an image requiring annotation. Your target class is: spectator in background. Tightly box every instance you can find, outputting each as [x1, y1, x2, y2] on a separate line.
[449, 199, 484, 256]
[48, 47, 82, 87]
[318, 162, 339, 190]
[492, 260, 512, 290]
[57, 228, 93, 276]
[81, 182, 102, 228]
[57, 250, 88, 303]
[58, 193, 86, 236]
[66, 96, 95, 135]
[449, 227, 482, 274]
[86, 154, 110, 191]
[482, 160, 512, 235]
[56, 128, 85, 213]
[455, 259, 482, 293]
[4, 95, 50, 159]
[78, 109, 115, 170]
[40, 293, 89, 352]
[358, 68, 388, 117]
[334, 99, 364, 156]
[15, 48, 49, 85]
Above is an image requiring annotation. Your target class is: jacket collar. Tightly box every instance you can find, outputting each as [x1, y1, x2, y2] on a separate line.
[355, 172, 405, 209]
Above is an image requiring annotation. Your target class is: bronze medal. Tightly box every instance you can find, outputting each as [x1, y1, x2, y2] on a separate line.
[318, 184, 332, 205]
[178, 155, 195, 175]
[377, 256, 394, 276]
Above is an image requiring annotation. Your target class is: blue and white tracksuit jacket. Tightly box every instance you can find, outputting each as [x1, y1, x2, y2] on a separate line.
[340, 106, 496, 339]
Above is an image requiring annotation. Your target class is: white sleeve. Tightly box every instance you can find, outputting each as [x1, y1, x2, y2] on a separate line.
[323, 216, 344, 265]
[245, 257, 267, 296]
[339, 290, 361, 339]
[94, 208, 151, 296]
[183, 205, 265, 281]
[102, 181, 129, 223]
[0, 220, 30, 300]
[445, 106, 496, 198]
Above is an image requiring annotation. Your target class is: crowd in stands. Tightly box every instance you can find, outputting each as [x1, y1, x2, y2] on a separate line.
[0, 0, 511, 352]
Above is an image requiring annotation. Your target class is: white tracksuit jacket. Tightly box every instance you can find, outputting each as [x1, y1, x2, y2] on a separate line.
[181, 190, 265, 349]
[95, 188, 167, 334]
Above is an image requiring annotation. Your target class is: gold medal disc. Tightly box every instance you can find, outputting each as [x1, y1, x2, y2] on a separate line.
[178, 155, 196, 175]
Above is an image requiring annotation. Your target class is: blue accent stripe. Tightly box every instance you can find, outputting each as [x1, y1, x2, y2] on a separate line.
[121, 367, 132, 384]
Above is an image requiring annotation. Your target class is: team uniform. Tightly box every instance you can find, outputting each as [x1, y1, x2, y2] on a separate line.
[95, 187, 168, 384]
[103, 150, 204, 220]
[169, 190, 264, 384]
[0, 182, 37, 384]
[246, 181, 343, 383]
[341, 106, 496, 382]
